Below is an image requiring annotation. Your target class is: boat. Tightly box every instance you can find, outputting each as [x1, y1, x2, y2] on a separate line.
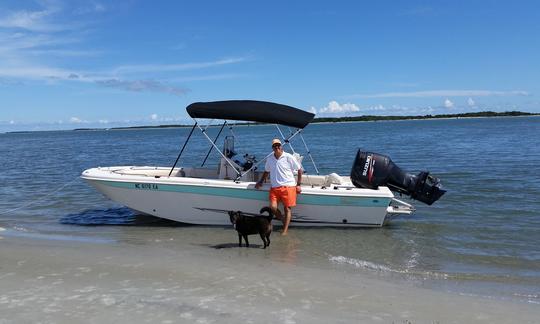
[81, 100, 445, 227]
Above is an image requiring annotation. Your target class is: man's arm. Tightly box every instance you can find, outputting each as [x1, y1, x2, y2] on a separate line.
[255, 171, 269, 189]
[296, 169, 303, 186]
[296, 169, 303, 193]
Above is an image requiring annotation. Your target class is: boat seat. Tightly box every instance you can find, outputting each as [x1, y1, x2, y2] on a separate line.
[218, 157, 254, 181]
[323, 173, 344, 186]
[175, 169, 186, 177]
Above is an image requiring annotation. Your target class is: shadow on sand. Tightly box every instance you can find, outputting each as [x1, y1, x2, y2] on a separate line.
[207, 242, 266, 249]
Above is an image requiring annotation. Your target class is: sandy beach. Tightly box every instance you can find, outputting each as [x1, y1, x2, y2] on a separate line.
[1, 232, 538, 324]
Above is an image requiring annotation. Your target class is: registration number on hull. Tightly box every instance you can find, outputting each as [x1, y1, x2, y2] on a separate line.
[134, 183, 159, 190]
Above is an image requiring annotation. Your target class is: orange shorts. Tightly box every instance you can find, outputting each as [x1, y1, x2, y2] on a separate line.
[269, 186, 297, 208]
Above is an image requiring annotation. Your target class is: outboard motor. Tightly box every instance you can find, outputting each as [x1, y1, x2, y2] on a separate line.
[350, 150, 446, 205]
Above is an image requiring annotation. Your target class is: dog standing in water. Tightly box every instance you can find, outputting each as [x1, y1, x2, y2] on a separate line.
[228, 207, 273, 248]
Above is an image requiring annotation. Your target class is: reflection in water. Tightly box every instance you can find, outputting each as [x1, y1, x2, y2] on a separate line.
[277, 234, 301, 264]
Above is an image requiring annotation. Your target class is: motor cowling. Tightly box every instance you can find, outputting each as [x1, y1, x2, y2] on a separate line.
[350, 150, 446, 205]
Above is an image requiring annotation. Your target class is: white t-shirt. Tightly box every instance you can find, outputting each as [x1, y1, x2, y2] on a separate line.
[265, 152, 302, 187]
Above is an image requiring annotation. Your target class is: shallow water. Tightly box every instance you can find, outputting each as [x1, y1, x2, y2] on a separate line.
[1, 117, 539, 303]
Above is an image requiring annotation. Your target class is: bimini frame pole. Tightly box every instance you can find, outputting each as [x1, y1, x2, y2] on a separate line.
[168, 122, 198, 177]
[200, 120, 226, 167]
[236, 127, 303, 181]
[275, 125, 302, 144]
[278, 126, 319, 187]
[195, 119, 242, 178]
[275, 125, 297, 154]
[235, 151, 274, 181]
[296, 128, 320, 175]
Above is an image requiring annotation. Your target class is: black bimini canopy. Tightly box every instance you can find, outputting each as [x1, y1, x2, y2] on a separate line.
[186, 100, 315, 129]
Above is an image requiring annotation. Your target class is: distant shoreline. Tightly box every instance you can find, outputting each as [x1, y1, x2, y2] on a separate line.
[76, 110, 539, 131]
[311, 110, 539, 123]
[4, 110, 539, 133]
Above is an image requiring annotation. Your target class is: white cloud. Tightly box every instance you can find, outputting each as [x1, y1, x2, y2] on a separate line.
[169, 73, 247, 83]
[364, 104, 386, 111]
[0, 5, 61, 32]
[98, 119, 109, 124]
[0, 65, 78, 80]
[28, 49, 102, 57]
[444, 99, 454, 108]
[9, 120, 15, 124]
[309, 106, 317, 114]
[95, 79, 189, 96]
[112, 57, 248, 75]
[70, 117, 82, 123]
[319, 101, 360, 114]
[467, 97, 476, 107]
[150, 114, 158, 120]
[347, 90, 530, 99]
[399, 6, 434, 16]
[0, 4, 243, 98]
[94, 3, 106, 12]
[74, 2, 106, 15]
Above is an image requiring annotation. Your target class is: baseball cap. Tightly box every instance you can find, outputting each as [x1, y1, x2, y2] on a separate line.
[271, 138, 282, 146]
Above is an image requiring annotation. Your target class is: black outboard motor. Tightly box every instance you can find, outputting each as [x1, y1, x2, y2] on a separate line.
[350, 150, 446, 205]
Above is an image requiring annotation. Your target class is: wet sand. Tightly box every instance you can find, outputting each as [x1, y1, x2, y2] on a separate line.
[1, 234, 538, 324]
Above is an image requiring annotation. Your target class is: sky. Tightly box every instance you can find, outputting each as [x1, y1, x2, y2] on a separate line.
[0, 0, 539, 131]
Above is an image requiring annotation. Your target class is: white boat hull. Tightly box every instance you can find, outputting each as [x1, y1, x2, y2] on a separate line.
[82, 167, 411, 227]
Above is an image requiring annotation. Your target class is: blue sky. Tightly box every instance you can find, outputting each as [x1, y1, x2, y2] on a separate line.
[1, 0, 539, 131]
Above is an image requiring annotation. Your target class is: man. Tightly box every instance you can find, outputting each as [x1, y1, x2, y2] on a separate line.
[255, 138, 302, 235]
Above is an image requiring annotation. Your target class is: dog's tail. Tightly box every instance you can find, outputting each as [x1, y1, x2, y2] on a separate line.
[259, 206, 274, 222]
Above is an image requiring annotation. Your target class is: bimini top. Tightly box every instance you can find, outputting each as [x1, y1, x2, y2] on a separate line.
[186, 100, 315, 129]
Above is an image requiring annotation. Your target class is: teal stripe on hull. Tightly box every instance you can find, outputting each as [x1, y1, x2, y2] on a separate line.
[96, 180, 391, 207]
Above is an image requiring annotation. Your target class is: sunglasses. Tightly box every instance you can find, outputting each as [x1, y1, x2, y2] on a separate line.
[272, 144, 282, 149]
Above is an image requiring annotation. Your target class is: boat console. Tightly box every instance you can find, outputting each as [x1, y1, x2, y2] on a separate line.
[219, 135, 257, 181]
[350, 150, 446, 205]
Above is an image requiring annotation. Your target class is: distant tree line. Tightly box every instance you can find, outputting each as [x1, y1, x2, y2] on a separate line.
[69, 110, 538, 131]
[311, 111, 538, 123]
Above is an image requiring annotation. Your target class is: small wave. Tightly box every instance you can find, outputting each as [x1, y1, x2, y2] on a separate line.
[12, 225, 29, 232]
[513, 293, 540, 304]
[329, 255, 394, 272]
[0, 227, 5, 231]
[406, 251, 420, 269]
[328, 255, 450, 280]
[1, 229, 114, 244]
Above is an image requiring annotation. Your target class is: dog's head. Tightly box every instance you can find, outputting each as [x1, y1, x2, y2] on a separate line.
[228, 210, 241, 225]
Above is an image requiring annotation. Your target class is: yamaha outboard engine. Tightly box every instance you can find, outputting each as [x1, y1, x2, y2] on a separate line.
[350, 150, 446, 205]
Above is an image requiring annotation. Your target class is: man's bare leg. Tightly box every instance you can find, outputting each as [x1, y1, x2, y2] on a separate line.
[282, 207, 292, 235]
[270, 201, 283, 220]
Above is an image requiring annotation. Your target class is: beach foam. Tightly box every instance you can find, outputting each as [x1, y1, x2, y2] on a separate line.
[328, 255, 450, 280]
[329, 255, 394, 272]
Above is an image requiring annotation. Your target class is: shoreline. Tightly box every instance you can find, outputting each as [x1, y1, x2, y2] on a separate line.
[1, 233, 539, 323]
[3, 111, 539, 134]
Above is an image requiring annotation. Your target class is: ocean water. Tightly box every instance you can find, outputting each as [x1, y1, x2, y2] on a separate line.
[1, 116, 539, 303]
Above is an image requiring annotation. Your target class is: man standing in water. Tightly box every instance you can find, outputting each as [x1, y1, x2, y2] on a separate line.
[255, 138, 302, 235]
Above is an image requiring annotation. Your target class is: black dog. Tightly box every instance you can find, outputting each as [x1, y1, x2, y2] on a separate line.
[228, 207, 273, 248]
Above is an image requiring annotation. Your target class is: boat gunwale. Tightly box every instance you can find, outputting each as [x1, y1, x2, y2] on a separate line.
[81, 166, 395, 199]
